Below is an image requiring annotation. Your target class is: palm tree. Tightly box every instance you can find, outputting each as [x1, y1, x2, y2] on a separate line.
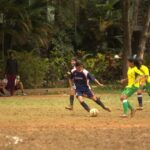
[0, 0, 52, 58]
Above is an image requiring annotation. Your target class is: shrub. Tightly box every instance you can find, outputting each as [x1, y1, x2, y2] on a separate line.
[16, 51, 49, 88]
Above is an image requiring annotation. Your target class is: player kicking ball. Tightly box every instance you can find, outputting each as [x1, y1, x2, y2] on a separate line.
[70, 60, 111, 113]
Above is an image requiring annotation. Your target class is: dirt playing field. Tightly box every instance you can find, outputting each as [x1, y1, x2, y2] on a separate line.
[0, 92, 150, 150]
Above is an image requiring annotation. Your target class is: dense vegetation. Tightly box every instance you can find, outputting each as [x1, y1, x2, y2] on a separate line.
[0, 0, 150, 88]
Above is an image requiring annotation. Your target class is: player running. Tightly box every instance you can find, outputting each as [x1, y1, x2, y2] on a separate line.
[65, 58, 77, 110]
[70, 60, 111, 113]
[133, 57, 150, 110]
[119, 57, 144, 118]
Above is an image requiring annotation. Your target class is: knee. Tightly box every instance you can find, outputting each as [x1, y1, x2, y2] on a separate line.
[120, 95, 125, 101]
[137, 91, 142, 95]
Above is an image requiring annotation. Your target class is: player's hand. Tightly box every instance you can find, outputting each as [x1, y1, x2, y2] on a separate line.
[100, 84, 105, 87]
[117, 79, 124, 84]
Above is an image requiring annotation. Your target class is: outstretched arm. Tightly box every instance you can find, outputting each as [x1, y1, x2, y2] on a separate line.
[118, 78, 127, 84]
[94, 79, 104, 87]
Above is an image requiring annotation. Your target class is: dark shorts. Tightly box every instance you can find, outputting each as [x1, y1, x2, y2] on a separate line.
[76, 88, 94, 98]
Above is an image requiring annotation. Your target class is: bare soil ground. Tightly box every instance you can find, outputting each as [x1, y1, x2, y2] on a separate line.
[0, 93, 150, 150]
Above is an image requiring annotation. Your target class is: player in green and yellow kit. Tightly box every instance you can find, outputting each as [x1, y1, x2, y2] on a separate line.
[134, 58, 150, 110]
[119, 57, 144, 118]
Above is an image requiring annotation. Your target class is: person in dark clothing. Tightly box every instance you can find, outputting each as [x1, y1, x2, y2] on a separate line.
[5, 51, 18, 96]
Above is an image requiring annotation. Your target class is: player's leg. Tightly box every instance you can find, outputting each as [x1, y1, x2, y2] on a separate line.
[0, 88, 5, 95]
[137, 89, 143, 110]
[84, 89, 111, 112]
[120, 86, 137, 117]
[18, 82, 26, 95]
[65, 88, 75, 110]
[145, 82, 150, 96]
[76, 90, 90, 112]
[120, 95, 129, 117]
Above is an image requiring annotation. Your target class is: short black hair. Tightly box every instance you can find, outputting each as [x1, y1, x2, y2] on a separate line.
[127, 56, 134, 63]
[75, 60, 83, 67]
[71, 57, 77, 61]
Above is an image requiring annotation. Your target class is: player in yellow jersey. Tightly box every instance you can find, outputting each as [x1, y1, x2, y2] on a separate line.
[134, 57, 150, 110]
[119, 57, 144, 118]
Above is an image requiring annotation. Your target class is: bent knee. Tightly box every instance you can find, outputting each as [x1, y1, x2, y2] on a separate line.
[120, 95, 126, 101]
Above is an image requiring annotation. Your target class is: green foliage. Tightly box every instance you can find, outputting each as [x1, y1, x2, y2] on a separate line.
[16, 50, 49, 88]
[84, 53, 107, 77]
[84, 52, 122, 83]
[45, 49, 74, 87]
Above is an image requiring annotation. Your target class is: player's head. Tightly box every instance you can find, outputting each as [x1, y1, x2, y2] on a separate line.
[71, 57, 77, 67]
[132, 54, 143, 69]
[127, 56, 134, 67]
[133, 58, 142, 69]
[75, 60, 83, 71]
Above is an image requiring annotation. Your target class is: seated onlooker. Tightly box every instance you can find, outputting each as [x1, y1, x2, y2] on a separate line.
[0, 76, 26, 96]
[14, 76, 27, 96]
[0, 79, 6, 96]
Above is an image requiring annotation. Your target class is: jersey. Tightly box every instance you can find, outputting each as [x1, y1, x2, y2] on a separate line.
[140, 65, 150, 83]
[127, 66, 143, 88]
[70, 69, 95, 90]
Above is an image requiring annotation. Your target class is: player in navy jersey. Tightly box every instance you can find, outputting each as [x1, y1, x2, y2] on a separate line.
[70, 60, 111, 113]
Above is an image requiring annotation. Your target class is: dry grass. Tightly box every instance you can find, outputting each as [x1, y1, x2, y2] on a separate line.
[0, 92, 150, 150]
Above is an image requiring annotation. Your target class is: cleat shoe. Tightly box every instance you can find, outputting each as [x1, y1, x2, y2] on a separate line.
[104, 107, 111, 112]
[136, 106, 143, 111]
[65, 105, 73, 110]
[131, 109, 136, 118]
[120, 114, 128, 118]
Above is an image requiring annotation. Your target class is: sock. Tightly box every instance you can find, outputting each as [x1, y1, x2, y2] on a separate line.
[137, 93, 143, 107]
[70, 95, 74, 106]
[123, 99, 128, 115]
[80, 101, 90, 112]
[95, 98, 106, 109]
[127, 101, 133, 110]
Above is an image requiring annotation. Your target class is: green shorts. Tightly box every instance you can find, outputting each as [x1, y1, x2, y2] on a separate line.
[122, 85, 138, 97]
[145, 82, 150, 93]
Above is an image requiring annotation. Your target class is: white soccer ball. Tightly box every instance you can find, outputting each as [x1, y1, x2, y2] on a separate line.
[90, 108, 99, 117]
[114, 54, 120, 59]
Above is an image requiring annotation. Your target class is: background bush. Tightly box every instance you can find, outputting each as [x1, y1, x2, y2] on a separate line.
[16, 50, 49, 88]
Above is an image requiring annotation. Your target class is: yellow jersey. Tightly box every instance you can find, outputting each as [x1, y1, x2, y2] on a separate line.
[140, 65, 150, 83]
[127, 66, 143, 88]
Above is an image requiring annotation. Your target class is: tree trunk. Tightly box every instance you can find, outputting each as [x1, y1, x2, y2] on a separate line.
[138, 2, 150, 59]
[122, 0, 132, 78]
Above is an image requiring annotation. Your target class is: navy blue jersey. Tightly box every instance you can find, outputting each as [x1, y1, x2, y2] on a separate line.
[71, 69, 95, 90]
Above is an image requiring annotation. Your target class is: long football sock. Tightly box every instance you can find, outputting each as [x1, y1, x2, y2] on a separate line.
[95, 98, 105, 109]
[127, 101, 133, 110]
[70, 95, 74, 106]
[80, 101, 90, 112]
[95, 98, 111, 112]
[137, 93, 143, 107]
[123, 99, 128, 115]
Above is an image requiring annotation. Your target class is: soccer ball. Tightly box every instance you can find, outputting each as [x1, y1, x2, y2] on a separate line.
[114, 54, 120, 59]
[90, 108, 99, 117]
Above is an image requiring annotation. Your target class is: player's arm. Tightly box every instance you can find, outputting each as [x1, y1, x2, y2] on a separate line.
[94, 79, 104, 87]
[134, 67, 145, 83]
[69, 71, 75, 90]
[118, 78, 127, 84]
[87, 73, 104, 87]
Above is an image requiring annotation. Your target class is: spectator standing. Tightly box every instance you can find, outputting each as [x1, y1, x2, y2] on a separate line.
[5, 51, 18, 96]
